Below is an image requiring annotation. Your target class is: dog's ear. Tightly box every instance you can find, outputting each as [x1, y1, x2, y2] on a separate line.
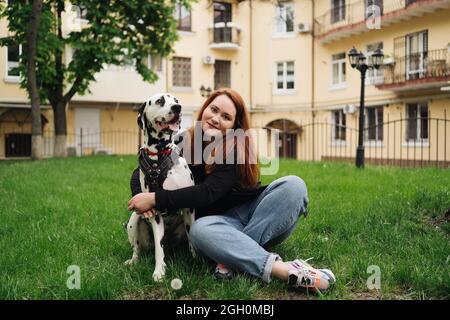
[137, 102, 146, 130]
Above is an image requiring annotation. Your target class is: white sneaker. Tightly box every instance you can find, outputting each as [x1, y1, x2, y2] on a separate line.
[286, 259, 336, 293]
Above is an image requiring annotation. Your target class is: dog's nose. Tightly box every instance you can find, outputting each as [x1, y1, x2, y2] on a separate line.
[171, 104, 181, 114]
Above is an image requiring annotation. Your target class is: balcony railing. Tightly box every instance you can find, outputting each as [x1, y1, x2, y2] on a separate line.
[208, 22, 241, 50]
[314, 0, 450, 43]
[377, 48, 450, 90]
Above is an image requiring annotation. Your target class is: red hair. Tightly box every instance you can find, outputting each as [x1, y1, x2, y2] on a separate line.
[185, 88, 259, 188]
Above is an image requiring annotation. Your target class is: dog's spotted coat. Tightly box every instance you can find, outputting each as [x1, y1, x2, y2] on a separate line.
[125, 93, 196, 282]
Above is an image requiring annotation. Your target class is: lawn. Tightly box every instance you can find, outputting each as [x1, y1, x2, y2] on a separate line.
[0, 156, 449, 300]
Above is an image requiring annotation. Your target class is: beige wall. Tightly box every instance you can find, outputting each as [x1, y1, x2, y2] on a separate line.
[251, 1, 313, 110]
[1, 0, 450, 163]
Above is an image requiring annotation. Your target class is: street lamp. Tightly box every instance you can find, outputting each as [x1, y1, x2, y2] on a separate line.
[348, 46, 384, 168]
[200, 85, 212, 98]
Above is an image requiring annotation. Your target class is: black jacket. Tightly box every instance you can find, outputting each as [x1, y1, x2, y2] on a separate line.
[130, 161, 267, 219]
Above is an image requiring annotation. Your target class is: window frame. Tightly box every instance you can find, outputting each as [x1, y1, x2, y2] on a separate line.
[175, 2, 192, 32]
[331, 0, 346, 24]
[274, 2, 295, 36]
[364, 106, 384, 143]
[332, 109, 347, 143]
[5, 43, 22, 82]
[405, 103, 429, 143]
[330, 52, 347, 90]
[172, 56, 192, 89]
[274, 61, 296, 94]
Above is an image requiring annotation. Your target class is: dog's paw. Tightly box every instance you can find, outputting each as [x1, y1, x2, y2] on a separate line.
[152, 269, 165, 282]
[124, 258, 138, 266]
[153, 262, 166, 281]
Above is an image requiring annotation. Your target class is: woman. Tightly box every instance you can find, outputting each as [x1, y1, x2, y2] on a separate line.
[128, 88, 336, 293]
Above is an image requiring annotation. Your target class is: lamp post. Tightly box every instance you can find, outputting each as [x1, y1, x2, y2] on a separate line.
[348, 46, 384, 168]
[200, 85, 212, 98]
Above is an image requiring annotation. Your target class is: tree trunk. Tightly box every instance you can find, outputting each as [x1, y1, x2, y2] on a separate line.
[27, 0, 44, 160]
[51, 1, 68, 158]
[53, 101, 67, 157]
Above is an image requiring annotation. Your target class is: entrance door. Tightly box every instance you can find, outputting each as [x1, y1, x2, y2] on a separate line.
[5, 133, 31, 157]
[75, 108, 100, 155]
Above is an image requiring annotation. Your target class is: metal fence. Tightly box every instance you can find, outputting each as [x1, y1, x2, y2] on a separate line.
[1, 128, 141, 158]
[2, 118, 450, 168]
[297, 116, 450, 168]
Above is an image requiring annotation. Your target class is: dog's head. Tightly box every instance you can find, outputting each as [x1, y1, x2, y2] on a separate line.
[137, 93, 182, 136]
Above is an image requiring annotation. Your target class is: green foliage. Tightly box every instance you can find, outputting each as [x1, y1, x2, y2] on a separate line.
[0, 0, 195, 104]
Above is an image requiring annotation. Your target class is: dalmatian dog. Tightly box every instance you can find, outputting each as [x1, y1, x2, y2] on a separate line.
[125, 93, 196, 282]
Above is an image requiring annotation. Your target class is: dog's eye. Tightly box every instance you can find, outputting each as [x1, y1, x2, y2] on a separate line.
[154, 96, 165, 107]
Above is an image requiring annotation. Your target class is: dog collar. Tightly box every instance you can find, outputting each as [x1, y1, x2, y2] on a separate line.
[146, 149, 172, 156]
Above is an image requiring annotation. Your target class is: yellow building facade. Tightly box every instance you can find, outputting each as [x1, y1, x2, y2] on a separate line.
[1, 0, 450, 166]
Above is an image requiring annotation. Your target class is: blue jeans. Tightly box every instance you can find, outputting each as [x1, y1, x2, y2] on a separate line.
[189, 175, 309, 283]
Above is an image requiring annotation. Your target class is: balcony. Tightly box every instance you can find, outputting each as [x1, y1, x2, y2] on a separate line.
[376, 48, 450, 91]
[208, 22, 242, 51]
[314, 0, 450, 44]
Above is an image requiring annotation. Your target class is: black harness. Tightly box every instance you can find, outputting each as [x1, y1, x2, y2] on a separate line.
[138, 147, 175, 192]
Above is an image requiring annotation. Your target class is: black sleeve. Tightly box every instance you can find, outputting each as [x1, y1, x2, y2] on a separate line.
[154, 164, 237, 212]
[130, 167, 142, 196]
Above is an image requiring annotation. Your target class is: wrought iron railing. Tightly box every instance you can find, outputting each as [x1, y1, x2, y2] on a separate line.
[314, 0, 448, 38]
[2, 118, 450, 168]
[0, 128, 141, 158]
[380, 48, 450, 85]
[208, 23, 241, 47]
[295, 115, 450, 168]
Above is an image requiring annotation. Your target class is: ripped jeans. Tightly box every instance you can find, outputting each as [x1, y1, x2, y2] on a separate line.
[189, 175, 309, 283]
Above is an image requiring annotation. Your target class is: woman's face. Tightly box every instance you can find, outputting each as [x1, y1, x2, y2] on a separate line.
[201, 94, 237, 136]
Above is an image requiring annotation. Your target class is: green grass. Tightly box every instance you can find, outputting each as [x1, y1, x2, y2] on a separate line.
[0, 156, 449, 300]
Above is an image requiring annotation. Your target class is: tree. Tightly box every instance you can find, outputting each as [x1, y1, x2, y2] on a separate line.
[0, 0, 194, 157]
[27, 0, 44, 160]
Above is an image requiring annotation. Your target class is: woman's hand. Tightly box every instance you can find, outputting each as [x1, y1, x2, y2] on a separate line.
[128, 192, 156, 215]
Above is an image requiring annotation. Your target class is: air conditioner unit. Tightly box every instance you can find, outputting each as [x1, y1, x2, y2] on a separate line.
[202, 55, 215, 65]
[343, 104, 357, 114]
[297, 23, 311, 33]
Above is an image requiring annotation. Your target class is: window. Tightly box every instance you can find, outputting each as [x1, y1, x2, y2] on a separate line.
[333, 110, 346, 141]
[365, 106, 383, 141]
[175, 3, 191, 31]
[172, 57, 191, 87]
[406, 103, 428, 141]
[331, 52, 346, 88]
[331, 0, 345, 24]
[149, 54, 162, 72]
[275, 61, 295, 91]
[275, 2, 294, 34]
[213, 2, 232, 43]
[7, 44, 22, 78]
[366, 42, 383, 85]
[214, 60, 231, 89]
[406, 30, 428, 80]
[365, 0, 383, 19]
